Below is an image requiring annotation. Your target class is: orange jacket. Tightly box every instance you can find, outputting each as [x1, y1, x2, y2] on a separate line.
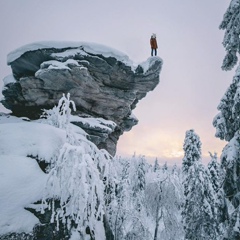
[150, 37, 158, 49]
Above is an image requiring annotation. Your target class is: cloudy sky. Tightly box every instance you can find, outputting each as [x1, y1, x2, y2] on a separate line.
[0, 0, 234, 164]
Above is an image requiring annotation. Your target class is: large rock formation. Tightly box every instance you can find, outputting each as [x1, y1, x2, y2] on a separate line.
[1, 41, 162, 156]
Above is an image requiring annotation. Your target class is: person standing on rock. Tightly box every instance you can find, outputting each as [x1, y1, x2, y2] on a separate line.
[150, 33, 158, 56]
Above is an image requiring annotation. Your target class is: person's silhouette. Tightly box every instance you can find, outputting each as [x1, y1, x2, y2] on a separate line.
[150, 34, 158, 56]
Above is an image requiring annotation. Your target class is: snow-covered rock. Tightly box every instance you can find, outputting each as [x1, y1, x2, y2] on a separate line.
[0, 120, 66, 236]
[1, 41, 162, 156]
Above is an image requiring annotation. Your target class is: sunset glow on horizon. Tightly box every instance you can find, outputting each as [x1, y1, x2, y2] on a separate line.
[117, 123, 227, 164]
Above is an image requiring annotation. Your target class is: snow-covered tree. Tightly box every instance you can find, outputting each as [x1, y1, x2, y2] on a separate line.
[182, 129, 201, 174]
[208, 152, 222, 192]
[153, 158, 160, 172]
[172, 163, 179, 175]
[213, 2, 240, 237]
[113, 159, 131, 240]
[219, 135, 240, 239]
[213, 34, 240, 240]
[132, 156, 146, 195]
[146, 169, 184, 240]
[182, 161, 220, 240]
[182, 130, 220, 239]
[41, 93, 76, 130]
[162, 161, 168, 173]
[219, 0, 240, 70]
[207, 152, 229, 236]
[109, 156, 151, 240]
[213, 67, 240, 142]
[40, 93, 112, 239]
[131, 156, 146, 217]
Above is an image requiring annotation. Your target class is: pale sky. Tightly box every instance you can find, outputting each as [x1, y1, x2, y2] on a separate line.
[0, 0, 234, 164]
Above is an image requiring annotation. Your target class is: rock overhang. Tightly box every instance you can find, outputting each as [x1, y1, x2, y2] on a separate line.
[2, 41, 163, 156]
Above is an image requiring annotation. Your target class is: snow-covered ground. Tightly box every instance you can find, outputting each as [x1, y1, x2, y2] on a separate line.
[0, 116, 66, 235]
[0, 155, 47, 234]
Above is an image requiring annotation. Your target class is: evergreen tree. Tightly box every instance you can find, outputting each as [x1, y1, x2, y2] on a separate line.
[214, 3, 240, 235]
[162, 161, 168, 173]
[182, 129, 201, 173]
[127, 156, 150, 240]
[133, 156, 146, 196]
[213, 67, 240, 142]
[208, 152, 221, 192]
[183, 162, 219, 240]
[182, 130, 219, 240]
[219, 0, 240, 70]
[220, 135, 240, 239]
[172, 163, 178, 175]
[207, 152, 228, 236]
[153, 158, 160, 172]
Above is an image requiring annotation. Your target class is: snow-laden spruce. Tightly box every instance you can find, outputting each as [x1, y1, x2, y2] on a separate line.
[207, 152, 228, 236]
[208, 152, 222, 193]
[153, 158, 160, 172]
[213, 61, 240, 239]
[213, 2, 240, 237]
[182, 130, 220, 240]
[182, 129, 201, 173]
[213, 65, 240, 141]
[220, 0, 240, 70]
[183, 161, 220, 239]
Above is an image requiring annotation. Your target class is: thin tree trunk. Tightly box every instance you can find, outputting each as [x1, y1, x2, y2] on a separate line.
[154, 205, 163, 240]
[154, 178, 166, 240]
[153, 203, 160, 240]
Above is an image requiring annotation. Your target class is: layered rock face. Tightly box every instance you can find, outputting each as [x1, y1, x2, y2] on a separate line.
[1, 42, 162, 155]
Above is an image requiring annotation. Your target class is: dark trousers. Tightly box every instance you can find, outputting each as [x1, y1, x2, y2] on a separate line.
[151, 48, 157, 56]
